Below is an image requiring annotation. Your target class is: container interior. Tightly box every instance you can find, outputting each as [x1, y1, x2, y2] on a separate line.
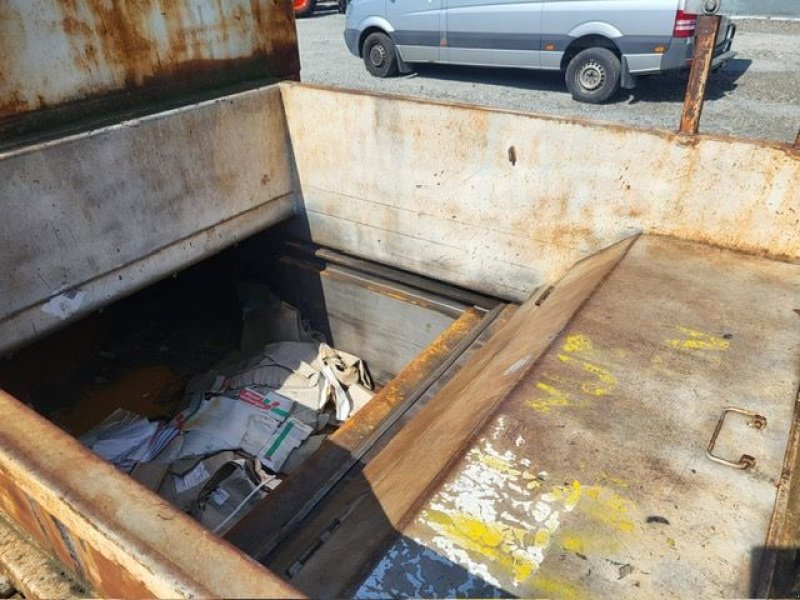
[0, 217, 486, 548]
[1, 222, 478, 435]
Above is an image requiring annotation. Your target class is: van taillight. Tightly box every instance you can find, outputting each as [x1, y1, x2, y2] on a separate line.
[673, 9, 697, 38]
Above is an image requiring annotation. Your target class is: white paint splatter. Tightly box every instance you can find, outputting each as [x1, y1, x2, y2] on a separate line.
[428, 535, 503, 589]
[508, 482, 526, 494]
[362, 418, 582, 596]
[533, 500, 551, 523]
[488, 415, 506, 443]
[545, 511, 561, 531]
[500, 510, 535, 531]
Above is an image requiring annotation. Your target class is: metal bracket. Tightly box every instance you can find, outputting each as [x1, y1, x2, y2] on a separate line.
[706, 406, 766, 470]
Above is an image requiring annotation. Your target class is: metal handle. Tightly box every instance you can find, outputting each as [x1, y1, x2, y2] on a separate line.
[706, 406, 766, 470]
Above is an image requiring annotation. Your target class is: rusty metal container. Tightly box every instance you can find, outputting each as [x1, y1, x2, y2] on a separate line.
[1, 2, 799, 598]
[0, 0, 299, 144]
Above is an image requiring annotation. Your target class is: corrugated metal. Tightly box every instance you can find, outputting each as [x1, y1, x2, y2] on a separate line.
[0, 0, 299, 141]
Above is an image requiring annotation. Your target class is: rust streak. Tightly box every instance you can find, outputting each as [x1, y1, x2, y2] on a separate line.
[1, 0, 299, 140]
[0, 390, 301, 598]
[679, 14, 721, 135]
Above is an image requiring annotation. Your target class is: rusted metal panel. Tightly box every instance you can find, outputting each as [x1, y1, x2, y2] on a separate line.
[72, 539, 155, 599]
[0, 0, 299, 142]
[4, 81, 795, 351]
[358, 235, 800, 598]
[0, 513, 88, 599]
[266, 239, 636, 597]
[266, 255, 468, 382]
[679, 15, 722, 135]
[279, 83, 800, 303]
[0, 86, 297, 355]
[0, 472, 86, 583]
[757, 398, 800, 597]
[0, 474, 61, 561]
[297, 244, 501, 310]
[0, 390, 301, 599]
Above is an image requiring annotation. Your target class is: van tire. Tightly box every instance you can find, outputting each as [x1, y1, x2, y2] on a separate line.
[362, 32, 399, 78]
[565, 48, 621, 104]
[294, 0, 316, 18]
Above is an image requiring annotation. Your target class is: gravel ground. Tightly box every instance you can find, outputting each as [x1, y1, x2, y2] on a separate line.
[296, 12, 800, 144]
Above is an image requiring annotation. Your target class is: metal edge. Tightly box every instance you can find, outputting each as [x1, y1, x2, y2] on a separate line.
[755, 386, 800, 597]
[0, 390, 301, 599]
[277, 81, 800, 152]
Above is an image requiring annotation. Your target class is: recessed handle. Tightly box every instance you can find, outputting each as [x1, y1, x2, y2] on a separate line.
[706, 406, 766, 470]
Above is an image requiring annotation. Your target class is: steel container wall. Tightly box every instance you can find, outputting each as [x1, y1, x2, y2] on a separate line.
[0, 0, 300, 142]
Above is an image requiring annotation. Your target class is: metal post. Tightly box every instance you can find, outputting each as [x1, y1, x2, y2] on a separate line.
[794, 128, 800, 150]
[679, 14, 721, 135]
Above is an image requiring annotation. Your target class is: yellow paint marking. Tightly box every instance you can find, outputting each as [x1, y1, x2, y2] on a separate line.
[421, 449, 637, 594]
[476, 452, 522, 477]
[531, 573, 583, 600]
[542, 481, 583, 508]
[577, 487, 636, 533]
[534, 528, 551, 547]
[555, 355, 617, 396]
[565, 481, 583, 508]
[579, 361, 616, 396]
[529, 334, 619, 413]
[667, 326, 730, 351]
[597, 472, 629, 488]
[422, 510, 539, 585]
[558, 529, 623, 556]
[562, 334, 592, 354]
[561, 535, 585, 553]
[527, 381, 571, 413]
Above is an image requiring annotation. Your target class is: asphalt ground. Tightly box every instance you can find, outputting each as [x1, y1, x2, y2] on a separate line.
[296, 13, 800, 144]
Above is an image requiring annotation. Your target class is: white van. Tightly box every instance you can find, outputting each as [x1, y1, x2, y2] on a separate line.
[344, 0, 736, 103]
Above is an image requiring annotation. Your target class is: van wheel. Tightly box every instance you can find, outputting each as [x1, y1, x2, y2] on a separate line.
[294, 0, 316, 18]
[362, 32, 399, 78]
[565, 48, 621, 104]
